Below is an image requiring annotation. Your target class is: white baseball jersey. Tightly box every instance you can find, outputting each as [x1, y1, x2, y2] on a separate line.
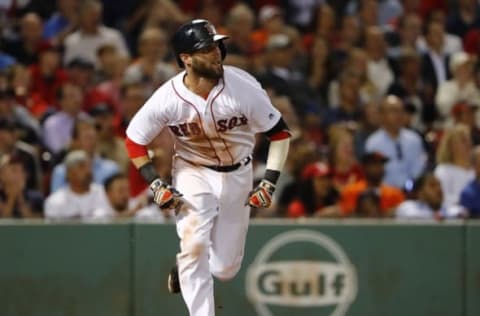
[126, 66, 281, 166]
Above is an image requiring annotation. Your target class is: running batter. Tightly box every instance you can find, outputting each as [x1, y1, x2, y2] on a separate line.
[125, 19, 290, 316]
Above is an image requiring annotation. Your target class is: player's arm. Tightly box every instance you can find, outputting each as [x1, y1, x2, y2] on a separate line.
[126, 137, 182, 210]
[247, 117, 290, 208]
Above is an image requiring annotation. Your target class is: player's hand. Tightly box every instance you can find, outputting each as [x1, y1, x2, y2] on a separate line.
[246, 180, 275, 208]
[150, 179, 183, 210]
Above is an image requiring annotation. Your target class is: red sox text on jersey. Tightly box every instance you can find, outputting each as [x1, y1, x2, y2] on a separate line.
[169, 115, 248, 137]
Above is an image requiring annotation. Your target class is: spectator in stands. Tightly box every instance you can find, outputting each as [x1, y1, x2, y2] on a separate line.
[287, 162, 339, 218]
[124, 27, 176, 95]
[89, 103, 129, 173]
[328, 48, 377, 107]
[65, 57, 114, 111]
[223, 3, 256, 71]
[117, 81, 146, 133]
[357, 0, 379, 28]
[387, 13, 423, 58]
[94, 44, 119, 84]
[420, 19, 452, 100]
[418, 10, 463, 55]
[436, 52, 480, 123]
[353, 101, 381, 159]
[257, 34, 315, 117]
[328, 126, 364, 190]
[251, 5, 290, 54]
[310, 4, 336, 44]
[94, 50, 130, 112]
[446, 0, 480, 38]
[460, 146, 480, 217]
[141, 0, 190, 30]
[282, 0, 324, 31]
[340, 151, 405, 216]
[335, 15, 362, 55]
[2, 13, 44, 65]
[388, 49, 430, 131]
[104, 173, 164, 220]
[434, 123, 474, 209]
[308, 36, 332, 101]
[0, 87, 40, 144]
[63, 0, 130, 66]
[9, 64, 31, 105]
[396, 172, 465, 219]
[125, 0, 189, 55]
[451, 102, 480, 145]
[29, 44, 68, 117]
[323, 71, 362, 127]
[0, 118, 41, 191]
[354, 189, 381, 217]
[364, 26, 396, 98]
[43, 0, 79, 45]
[0, 153, 43, 218]
[50, 118, 119, 192]
[65, 58, 95, 91]
[346, 0, 404, 25]
[0, 55, 15, 73]
[366, 95, 427, 188]
[45, 150, 112, 219]
[104, 173, 138, 217]
[42, 83, 88, 155]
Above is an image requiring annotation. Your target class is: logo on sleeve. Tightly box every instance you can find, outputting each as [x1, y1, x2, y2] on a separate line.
[268, 113, 274, 120]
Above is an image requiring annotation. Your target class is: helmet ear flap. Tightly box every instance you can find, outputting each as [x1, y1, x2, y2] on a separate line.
[218, 40, 227, 60]
[175, 55, 184, 68]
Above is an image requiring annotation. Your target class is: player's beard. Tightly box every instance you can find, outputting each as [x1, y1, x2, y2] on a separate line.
[191, 57, 223, 80]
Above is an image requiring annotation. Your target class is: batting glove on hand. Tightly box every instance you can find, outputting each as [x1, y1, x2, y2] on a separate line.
[246, 180, 275, 208]
[150, 179, 183, 210]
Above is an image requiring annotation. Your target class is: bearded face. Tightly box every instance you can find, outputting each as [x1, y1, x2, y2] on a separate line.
[191, 55, 223, 80]
[184, 42, 224, 80]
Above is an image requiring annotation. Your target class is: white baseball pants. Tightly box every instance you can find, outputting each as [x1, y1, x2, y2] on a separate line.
[172, 157, 252, 316]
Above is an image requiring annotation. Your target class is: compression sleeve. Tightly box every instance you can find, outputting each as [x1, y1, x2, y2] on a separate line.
[125, 137, 160, 184]
[263, 117, 291, 184]
[125, 137, 149, 159]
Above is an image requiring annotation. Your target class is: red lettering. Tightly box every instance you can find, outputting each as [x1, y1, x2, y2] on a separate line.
[189, 122, 201, 135]
[179, 123, 190, 136]
[240, 115, 248, 125]
[228, 117, 238, 130]
[169, 125, 183, 137]
[217, 119, 228, 132]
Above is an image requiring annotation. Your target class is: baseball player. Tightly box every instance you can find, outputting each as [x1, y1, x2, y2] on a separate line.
[125, 19, 290, 316]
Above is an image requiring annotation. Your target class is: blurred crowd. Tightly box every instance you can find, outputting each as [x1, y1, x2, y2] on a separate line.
[1, 0, 480, 221]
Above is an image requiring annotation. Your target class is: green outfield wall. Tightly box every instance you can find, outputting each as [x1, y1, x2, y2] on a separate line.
[0, 219, 477, 316]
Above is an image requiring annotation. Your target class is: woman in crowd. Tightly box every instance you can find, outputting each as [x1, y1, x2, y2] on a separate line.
[434, 123, 475, 209]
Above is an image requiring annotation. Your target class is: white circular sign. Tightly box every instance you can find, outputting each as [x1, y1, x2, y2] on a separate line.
[246, 230, 357, 316]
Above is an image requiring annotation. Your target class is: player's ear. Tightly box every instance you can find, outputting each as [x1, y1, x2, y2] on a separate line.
[180, 53, 192, 68]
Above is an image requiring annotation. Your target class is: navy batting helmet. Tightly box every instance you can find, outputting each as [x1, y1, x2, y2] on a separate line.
[171, 19, 229, 68]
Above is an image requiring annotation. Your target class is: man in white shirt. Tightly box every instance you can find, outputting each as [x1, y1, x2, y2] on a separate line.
[435, 51, 480, 123]
[63, 0, 129, 66]
[45, 150, 113, 219]
[365, 26, 395, 98]
[420, 20, 452, 93]
[396, 172, 465, 219]
[103, 173, 165, 221]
